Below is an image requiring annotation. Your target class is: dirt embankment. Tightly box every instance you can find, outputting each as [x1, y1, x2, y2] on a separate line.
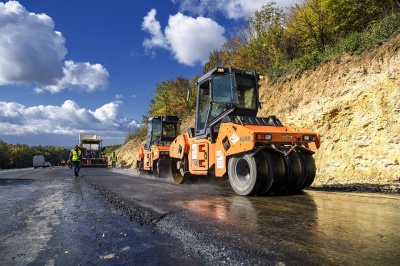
[115, 33, 400, 193]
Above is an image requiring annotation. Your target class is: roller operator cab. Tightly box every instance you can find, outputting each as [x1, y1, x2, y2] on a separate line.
[135, 116, 180, 176]
[169, 67, 321, 196]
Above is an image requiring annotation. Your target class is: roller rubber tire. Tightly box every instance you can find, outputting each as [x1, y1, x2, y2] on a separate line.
[257, 151, 274, 195]
[262, 150, 287, 194]
[287, 152, 307, 192]
[228, 153, 261, 196]
[298, 152, 316, 190]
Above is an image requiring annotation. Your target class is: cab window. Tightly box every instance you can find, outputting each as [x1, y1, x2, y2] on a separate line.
[162, 122, 177, 138]
[150, 119, 161, 144]
[235, 74, 257, 110]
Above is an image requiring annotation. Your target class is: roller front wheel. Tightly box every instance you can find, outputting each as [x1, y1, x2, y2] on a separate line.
[171, 158, 186, 184]
[228, 153, 260, 196]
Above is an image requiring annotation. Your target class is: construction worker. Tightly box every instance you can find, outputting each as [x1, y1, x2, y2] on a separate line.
[69, 145, 82, 177]
[110, 151, 117, 168]
[86, 151, 92, 166]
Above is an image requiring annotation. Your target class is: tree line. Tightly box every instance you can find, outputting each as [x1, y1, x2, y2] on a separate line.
[0, 140, 70, 169]
[126, 0, 400, 143]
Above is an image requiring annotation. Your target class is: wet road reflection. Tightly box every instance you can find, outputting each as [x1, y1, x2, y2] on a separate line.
[174, 191, 399, 265]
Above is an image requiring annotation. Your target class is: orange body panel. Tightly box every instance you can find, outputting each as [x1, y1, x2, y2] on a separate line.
[217, 123, 320, 156]
[169, 133, 191, 159]
[150, 145, 170, 161]
[136, 147, 144, 161]
[170, 122, 320, 178]
[139, 145, 171, 171]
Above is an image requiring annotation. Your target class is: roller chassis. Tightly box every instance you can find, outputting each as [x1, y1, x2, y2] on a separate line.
[136, 145, 172, 177]
[170, 115, 319, 195]
[169, 67, 320, 196]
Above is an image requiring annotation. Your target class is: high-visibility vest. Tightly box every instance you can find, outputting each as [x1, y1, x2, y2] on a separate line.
[111, 154, 117, 162]
[71, 149, 82, 161]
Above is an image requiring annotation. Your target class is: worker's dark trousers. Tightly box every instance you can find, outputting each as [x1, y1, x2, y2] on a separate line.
[73, 161, 80, 176]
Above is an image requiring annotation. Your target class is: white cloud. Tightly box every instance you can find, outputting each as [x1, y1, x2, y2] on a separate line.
[0, 1, 65, 86]
[43, 61, 109, 93]
[128, 120, 141, 127]
[0, 1, 109, 93]
[165, 13, 226, 66]
[34, 88, 45, 94]
[90, 102, 120, 124]
[142, 9, 168, 50]
[172, 0, 293, 20]
[0, 100, 140, 145]
[142, 9, 226, 66]
[115, 94, 123, 99]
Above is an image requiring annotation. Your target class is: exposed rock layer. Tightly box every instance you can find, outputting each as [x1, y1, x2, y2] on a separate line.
[258, 34, 400, 188]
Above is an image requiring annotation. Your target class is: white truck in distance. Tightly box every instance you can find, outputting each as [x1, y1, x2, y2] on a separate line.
[33, 155, 45, 169]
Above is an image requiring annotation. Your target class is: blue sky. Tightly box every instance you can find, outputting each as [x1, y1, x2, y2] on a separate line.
[0, 0, 292, 147]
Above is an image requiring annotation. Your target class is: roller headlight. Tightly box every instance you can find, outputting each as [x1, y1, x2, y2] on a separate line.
[302, 135, 316, 141]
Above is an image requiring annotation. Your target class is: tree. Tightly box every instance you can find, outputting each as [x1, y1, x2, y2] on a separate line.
[169, 77, 191, 117]
[148, 76, 193, 119]
[247, 2, 285, 74]
[285, 0, 400, 54]
[150, 81, 174, 116]
[204, 2, 286, 75]
[0, 140, 9, 169]
[203, 50, 223, 74]
[285, 0, 332, 53]
[220, 31, 252, 70]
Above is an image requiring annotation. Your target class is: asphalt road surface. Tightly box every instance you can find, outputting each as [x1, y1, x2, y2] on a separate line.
[0, 167, 399, 265]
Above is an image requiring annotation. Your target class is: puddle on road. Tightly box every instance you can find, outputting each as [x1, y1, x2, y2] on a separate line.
[173, 196, 258, 229]
[173, 191, 400, 265]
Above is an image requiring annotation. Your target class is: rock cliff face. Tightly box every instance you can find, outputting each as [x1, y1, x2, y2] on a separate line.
[258, 33, 400, 187]
[117, 33, 400, 190]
